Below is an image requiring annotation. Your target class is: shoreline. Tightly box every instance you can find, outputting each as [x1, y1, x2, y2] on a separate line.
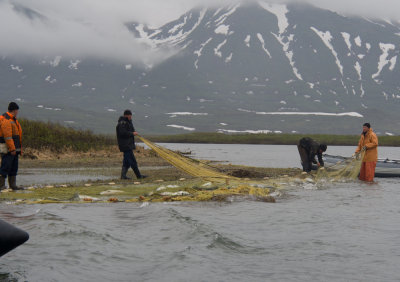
[1, 146, 302, 204]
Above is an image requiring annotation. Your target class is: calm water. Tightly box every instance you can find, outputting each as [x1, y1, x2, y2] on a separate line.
[1, 145, 400, 282]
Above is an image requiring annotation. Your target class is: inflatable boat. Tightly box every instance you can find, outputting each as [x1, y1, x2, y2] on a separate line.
[0, 219, 29, 257]
[323, 154, 400, 178]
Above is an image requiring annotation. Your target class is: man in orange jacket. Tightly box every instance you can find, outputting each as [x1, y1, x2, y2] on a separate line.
[0, 102, 23, 190]
[354, 123, 378, 182]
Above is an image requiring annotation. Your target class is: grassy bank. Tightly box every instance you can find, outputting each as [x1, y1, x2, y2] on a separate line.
[20, 119, 115, 152]
[146, 132, 400, 146]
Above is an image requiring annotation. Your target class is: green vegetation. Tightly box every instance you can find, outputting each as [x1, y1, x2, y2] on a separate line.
[16, 120, 400, 153]
[20, 119, 115, 152]
[147, 132, 400, 146]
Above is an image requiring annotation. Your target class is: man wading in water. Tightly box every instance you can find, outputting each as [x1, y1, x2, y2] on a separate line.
[353, 122, 378, 182]
[297, 137, 327, 172]
[116, 110, 146, 180]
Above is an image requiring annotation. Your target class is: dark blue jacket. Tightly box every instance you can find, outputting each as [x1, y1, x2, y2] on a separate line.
[116, 116, 136, 152]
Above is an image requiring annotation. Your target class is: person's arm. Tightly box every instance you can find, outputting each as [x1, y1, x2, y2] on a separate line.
[317, 153, 324, 166]
[364, 134, 378, 150]
[355, 135, 363, 153]
[309, 151, 317, 164]
[0, 120, 16, 153]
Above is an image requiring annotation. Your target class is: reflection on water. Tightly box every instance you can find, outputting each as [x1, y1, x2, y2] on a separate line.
[1, 178, 400, 281]
[1, 145, 400, 281]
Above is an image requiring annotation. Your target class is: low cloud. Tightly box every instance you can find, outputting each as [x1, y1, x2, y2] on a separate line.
[0, 0, 175, 65]
[1, 0, 399, 65]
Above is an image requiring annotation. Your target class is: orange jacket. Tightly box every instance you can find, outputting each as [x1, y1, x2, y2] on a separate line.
[0, 112, 22, 153]
[355, 128, 378, 162]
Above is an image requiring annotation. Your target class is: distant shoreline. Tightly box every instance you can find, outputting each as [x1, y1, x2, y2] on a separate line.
[144, 133, 400, 147]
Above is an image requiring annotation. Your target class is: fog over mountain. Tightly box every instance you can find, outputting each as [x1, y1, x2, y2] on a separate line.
[1, 0, 400, 62]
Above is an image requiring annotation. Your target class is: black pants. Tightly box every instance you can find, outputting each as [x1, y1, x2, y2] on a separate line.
[123, 150, 141, 178]
[297, 145, 316, 172]
[0, 153, 19, 177]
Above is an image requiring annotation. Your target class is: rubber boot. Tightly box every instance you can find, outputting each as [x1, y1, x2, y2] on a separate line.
[8, 176, 23, 190]
[0, 175, 5, 190]
[121, 167, 131, 180]
[132, 166, 146, 179]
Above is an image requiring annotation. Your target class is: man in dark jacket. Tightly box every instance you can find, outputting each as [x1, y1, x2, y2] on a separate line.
[116, 110, 146, 180]
[297, 137, 327, 172]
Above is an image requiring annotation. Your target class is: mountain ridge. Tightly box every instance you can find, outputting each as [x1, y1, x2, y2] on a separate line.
[1, 1, 400, 135]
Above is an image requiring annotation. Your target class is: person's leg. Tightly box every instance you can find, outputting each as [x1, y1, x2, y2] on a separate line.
[297, 145, 310, 172]
[129, 151, 142, 178]
[364, 161, 377, 182]
[0, 154, 8, 189]
[125, 150, 143, 179]
[359, 162, 366, 181]
[8, 154, 18, 177]
[8, 155, 22, 190]
[121, 151, 131, 179]
[0, 154, 13, 178]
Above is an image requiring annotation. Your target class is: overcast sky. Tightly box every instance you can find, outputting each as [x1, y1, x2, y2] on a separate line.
[1, 0, 399, 64]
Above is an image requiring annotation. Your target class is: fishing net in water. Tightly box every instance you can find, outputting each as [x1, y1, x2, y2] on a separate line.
[138, 136, 278, 202]
[137, 136, 364, 203]
[138, 136, 239, 183]
[315, 151, 365, 182]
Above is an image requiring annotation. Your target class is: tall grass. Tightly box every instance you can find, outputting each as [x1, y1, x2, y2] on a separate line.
[19, 119, 115, 152]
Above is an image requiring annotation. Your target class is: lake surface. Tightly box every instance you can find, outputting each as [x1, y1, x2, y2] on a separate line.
[1, 145, 400, 281]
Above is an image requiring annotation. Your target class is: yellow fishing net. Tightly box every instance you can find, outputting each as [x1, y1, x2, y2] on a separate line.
[137, 136, 278, 202]
[138, 136, 239, 183]
[316, 151, 365, 181]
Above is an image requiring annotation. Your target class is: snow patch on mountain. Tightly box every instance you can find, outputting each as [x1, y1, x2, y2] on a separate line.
[372, 43, 396, 79]
[217, 129, 274, 134]
[50, 56, 62, 67]
[214, 39, 227, 57]
[341, 32, 352, 51]
[68, 60, 81, 70]
[259, 2, 289, 34]
[214, 4, 240, 25]
[239, 108, 363, 117]
[167, 125, 195, 131]
[214, 24, 230, 35]
[244, 35, 251, 47]
[194, 38, 212, 69]
[10, 65, 23, 72]
[256, 33, 271, 58]
[354, 61, 362, 80]
[389, 56, 397, 71]
[166, 112, 208, 116]
[354, 36, 362, 47]
[45, 75, 57, 84]
[225, 52, 233, 63]
[311, 27, 343, 76]
[273, 33, 302, 80]
[169, 15, 187, 34]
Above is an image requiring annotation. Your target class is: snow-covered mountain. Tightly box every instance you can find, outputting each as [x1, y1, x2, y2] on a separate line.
[1, 1, 400, 135]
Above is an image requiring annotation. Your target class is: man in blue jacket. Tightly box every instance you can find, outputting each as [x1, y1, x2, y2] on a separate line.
[116, 110, 146, 180]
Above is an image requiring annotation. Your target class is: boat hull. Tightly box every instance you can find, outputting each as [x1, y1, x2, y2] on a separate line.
[323, 154, 400, 178]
